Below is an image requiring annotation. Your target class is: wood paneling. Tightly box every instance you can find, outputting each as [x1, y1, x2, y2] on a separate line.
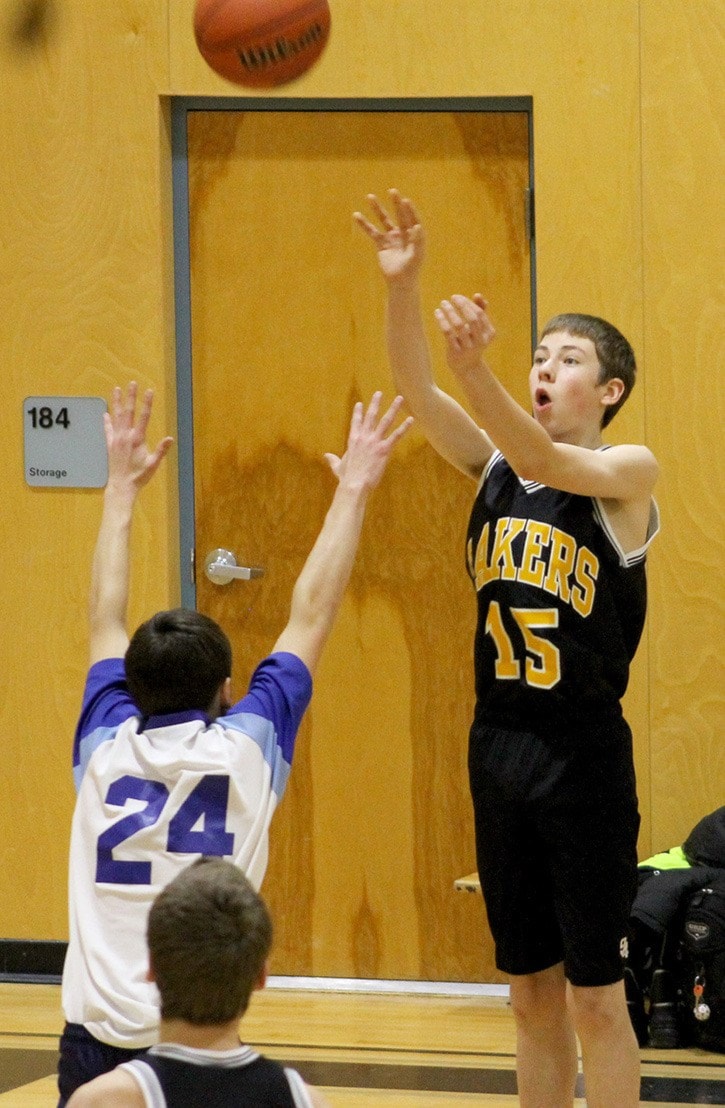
[640, 1, 725, 849]
[0, 1, 174, 937]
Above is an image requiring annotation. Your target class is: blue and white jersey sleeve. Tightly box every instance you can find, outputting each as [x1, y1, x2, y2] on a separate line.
[72, 658, 139, 792]
[221, 651, 312, 801]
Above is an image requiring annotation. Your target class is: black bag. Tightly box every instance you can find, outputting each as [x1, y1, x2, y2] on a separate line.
[673, 878, 725, 1052]
[625, 915, 682, 1048]
[626, 810, 725, 1051]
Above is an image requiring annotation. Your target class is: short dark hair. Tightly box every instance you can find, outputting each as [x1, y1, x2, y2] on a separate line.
[125, 608, 232, 716]
[148, 858, 273, 1025]
[540, 313, 637, 427]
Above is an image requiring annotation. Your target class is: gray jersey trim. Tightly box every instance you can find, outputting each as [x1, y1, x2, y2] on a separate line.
[285, 1066, 316, 1107]
[119, 1058, 165, 1108]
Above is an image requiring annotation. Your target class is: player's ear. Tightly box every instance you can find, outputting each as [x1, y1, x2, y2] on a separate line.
[146, 959, 156, 984]
[254, 960, 269, 993]
[220, 676, 233, 711]
[600, 376, 625, 411]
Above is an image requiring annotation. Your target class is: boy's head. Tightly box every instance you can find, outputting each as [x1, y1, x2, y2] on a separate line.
[148, 858, 273, 1025]
[539, 313, 636, 427]
[125, 608, 232, 716]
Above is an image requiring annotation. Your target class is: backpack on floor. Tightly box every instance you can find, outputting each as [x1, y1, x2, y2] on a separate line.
[673, 877, 725, 1053]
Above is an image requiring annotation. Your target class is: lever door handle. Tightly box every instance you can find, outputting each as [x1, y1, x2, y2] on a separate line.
[204, 548, 265, 586]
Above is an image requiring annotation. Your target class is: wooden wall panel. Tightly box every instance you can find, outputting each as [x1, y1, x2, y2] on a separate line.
[0, 1, 174, 937]
[640, 1, 725, 851]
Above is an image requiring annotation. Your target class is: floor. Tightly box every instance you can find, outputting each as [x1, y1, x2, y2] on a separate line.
[0, 982, 723, 1105]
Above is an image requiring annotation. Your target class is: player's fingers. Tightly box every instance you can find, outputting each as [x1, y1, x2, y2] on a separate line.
[136, 388, 154, 438]
[323, 451, 342, 478]
[450, 294, 483, 325]
[102, 410, 114, 449]
[367, 194, 395, 230]
[385, 413, 414, 447]
[402, 195, 423, 228]
[470, 294, 496, 338]
[119, 381, 138, 427]
[109, 386, 123, 422]
[360, 390, 383, 430]
[352, 211, 380, 240]
[347, 400, 364, 442]
[433, 306, 455, 336]
[145, 436, 174, 478]
[155, 436, 174, 459]
[373, 393, 405, 436]
[389, 190, 418, 239]
[438, 299, 466, 330]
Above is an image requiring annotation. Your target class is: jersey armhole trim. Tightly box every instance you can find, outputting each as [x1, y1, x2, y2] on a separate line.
[592, 496, 660, 566]
[118, 1058, 165, 1108]
[286, 1066, 315, 1107]
[479, 448, 504, 493]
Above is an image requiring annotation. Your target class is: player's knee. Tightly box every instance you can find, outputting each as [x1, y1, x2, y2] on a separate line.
[568, 981, 629, 1040]
[509, 966, 567, 1027]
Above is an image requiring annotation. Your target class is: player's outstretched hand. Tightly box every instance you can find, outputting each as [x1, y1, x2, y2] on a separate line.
[325, 392, 413, 492]
[353, 189, 425, 284]
[104, 382, 174, 494]
[434, 293, 497, 379]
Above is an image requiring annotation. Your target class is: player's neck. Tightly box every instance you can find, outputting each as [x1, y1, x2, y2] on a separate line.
[550, 422, 604, 450]
[160, 1017, 243, 1053]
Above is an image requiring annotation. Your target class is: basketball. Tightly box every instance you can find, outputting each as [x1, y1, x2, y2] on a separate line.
[193, 0, 331, 88]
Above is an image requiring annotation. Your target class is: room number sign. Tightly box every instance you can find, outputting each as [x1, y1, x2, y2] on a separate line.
[23, 396, 108, 488]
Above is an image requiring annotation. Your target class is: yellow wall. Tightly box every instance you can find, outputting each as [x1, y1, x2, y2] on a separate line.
[0, 0, 721, 941]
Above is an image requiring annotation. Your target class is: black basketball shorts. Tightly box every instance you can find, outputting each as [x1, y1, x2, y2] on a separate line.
[468, 718, 640, 987]
[57, 1022, 149, 1106]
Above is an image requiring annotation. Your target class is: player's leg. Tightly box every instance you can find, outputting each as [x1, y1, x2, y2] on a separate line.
[568, 979, 639, 1108]
[544, 720, 641, 1108]
[469, 726, 576, 1106]
[510, 963, 578, 1108]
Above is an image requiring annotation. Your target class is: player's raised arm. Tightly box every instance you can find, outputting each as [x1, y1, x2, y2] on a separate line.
[272, 393, 412, 675]
[354, 190, 493, 480]
[89, 383, 173, 666]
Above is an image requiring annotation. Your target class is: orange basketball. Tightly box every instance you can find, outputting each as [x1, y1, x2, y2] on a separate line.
[193, 0, 331, 88]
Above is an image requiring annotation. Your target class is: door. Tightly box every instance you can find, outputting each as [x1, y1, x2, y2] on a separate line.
[184, 106, 532, 981]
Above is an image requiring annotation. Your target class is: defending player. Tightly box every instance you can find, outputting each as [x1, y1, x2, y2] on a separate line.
[58, 383, 411, 1104]
[355, 191, 659, 1108]
[67, 858, 330, 1107]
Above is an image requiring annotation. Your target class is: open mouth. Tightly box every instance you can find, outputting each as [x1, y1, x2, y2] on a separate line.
[534, 387, 552, 411]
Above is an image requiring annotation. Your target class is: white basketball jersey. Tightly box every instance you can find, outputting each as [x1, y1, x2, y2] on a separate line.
[62, 652, 311, 1048]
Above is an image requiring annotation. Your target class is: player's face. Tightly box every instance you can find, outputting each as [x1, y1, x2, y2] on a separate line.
[529, 331, 604, 443]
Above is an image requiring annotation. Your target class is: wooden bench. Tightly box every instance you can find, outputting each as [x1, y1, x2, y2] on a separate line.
[454, 872, 481, 894]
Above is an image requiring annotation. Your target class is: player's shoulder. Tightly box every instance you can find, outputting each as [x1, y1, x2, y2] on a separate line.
[244, 650, 312, 701]
[601, 441, 657, 463]
[66, 1066, 144, 1107]
[601, 442, 659, 497]
[603, 441, 657, 465]
[223, 650, 312, 728]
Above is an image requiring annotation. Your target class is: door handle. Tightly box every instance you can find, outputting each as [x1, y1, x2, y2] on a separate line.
[203, 548, 265, 586]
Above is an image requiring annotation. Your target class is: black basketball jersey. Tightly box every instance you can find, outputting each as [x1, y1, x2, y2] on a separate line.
[466, 451, 659, 733]
[121, 1042, 314, 1107]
